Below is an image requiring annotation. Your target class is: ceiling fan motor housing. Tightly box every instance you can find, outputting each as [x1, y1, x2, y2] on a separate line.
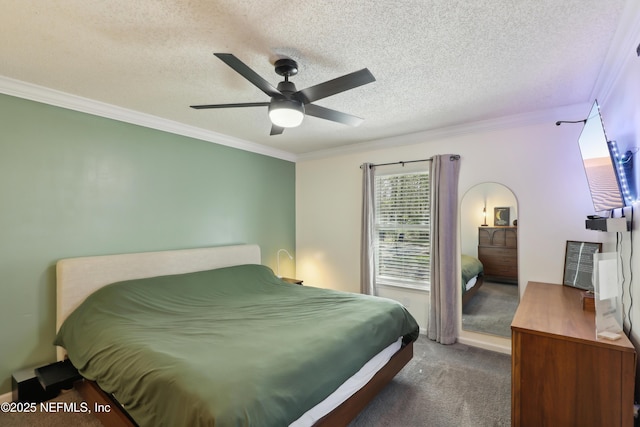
[276, 81, 298, 98]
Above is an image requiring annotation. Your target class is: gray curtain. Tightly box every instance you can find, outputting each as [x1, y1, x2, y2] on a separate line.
[360, 163, 376, 295]
[427, 154, 461, 344]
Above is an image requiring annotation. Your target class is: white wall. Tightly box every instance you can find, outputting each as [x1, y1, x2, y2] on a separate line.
[597, 28, 640, 359]
[296, 114, 598, 350]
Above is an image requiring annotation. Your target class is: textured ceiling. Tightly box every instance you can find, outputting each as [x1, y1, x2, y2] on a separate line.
[0, 1, 636, 157]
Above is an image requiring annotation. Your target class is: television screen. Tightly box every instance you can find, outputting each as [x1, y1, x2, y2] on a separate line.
[577, 100, 625, 212]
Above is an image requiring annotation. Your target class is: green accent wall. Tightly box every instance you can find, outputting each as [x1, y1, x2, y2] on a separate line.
[0, 94, 295, 394]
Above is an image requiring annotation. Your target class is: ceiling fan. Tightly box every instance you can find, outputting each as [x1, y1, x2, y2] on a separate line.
[190, 53, 376, 135]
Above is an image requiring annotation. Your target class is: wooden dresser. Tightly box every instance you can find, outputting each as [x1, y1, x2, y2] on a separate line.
[478, 226, 517, 283]
[511, 282, 637, 427]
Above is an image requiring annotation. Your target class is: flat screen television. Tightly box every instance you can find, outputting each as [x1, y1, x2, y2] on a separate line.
[577, 100, 626, 212]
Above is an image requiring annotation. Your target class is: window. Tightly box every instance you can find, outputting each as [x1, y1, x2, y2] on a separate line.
[374, 171, 430, 289]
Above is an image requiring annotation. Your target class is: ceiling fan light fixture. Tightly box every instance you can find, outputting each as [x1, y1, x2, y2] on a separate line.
[268, 98, 305, 128]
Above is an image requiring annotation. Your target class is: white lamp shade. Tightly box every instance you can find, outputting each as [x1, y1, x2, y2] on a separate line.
[269, 98, 305, 128]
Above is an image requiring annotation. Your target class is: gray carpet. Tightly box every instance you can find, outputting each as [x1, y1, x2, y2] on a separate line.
[1, 336, 511, 426]
[349, 336, 511, 426]
[462, 281, 519, 337]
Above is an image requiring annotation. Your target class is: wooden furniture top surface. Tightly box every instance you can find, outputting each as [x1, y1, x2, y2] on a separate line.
[511, 281, 635, 352]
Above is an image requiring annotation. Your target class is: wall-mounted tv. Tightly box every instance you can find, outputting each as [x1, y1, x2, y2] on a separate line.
[577, 100, 626, 212]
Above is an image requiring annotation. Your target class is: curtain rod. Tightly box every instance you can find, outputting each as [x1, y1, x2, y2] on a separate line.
[360, 155, 460, 169]
[361, 158, 432, 169]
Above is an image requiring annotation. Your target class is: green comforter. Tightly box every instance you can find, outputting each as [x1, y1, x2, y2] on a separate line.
[55, 264, 419, 427]
[461, 254, 483, 291]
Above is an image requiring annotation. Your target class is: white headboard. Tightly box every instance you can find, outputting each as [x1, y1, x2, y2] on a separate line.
[56, 244, 260, 359]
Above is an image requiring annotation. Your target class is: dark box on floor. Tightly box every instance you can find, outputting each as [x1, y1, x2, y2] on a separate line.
[12, 367, 59, 403]
[12, 359, 81, 402]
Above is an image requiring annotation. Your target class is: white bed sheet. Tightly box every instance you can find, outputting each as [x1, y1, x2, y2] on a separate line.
[290, 337, 403, 426]
[465, 276, 477, 291]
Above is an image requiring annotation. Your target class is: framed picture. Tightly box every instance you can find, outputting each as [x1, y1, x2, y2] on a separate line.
[494, 207, 510, 226]
[562, 240, 602, 291]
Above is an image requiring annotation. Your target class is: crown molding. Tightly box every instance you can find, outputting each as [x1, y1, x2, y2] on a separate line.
[0, 72, 600, 164]
[0, 75, 590, 164]
[0, 76, 297, 162]
[297, 103, 590, 161]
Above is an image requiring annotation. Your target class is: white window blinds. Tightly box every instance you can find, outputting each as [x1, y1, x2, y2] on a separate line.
[374, 171, 430, 288]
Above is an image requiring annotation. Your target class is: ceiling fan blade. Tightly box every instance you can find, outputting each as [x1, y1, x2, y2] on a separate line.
[295, 68, 375, 104]
[214, 53, 281, 98]
[305, 104, 364, 127]
[190, 102, 270, 109]
[270, 125, 285, 136]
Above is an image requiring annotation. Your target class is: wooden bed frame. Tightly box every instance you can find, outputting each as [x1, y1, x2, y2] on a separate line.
[56, 244, 415, 426]
[74, 342, 414, 427]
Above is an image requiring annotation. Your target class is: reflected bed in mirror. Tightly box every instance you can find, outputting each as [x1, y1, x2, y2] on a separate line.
[460, 182, 520, 338]
[461, 254, 484, 306]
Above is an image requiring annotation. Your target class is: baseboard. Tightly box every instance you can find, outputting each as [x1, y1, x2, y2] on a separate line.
[0, 391, 12, 403]
[458, 335, 511, 355]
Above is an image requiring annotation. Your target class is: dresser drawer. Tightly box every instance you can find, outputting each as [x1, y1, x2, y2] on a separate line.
[479, 247, 515, 260]
[478, 247, 517, 280]
[478, 227, 517, 247]
[482, 262, 517, 277]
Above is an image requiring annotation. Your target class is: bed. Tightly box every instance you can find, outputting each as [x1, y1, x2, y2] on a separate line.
[461, 254, 484, 306]
[54, 244, 419, 426]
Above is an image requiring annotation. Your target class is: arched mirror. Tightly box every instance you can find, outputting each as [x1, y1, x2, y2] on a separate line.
[460, 182, 519, 338]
